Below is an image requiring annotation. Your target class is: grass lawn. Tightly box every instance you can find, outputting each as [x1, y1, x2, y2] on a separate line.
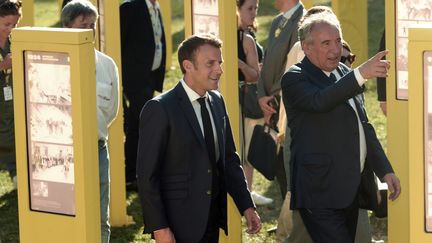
[0, 0, 388, 242]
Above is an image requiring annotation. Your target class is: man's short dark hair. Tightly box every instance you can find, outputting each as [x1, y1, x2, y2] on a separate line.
[61, 0, 98, 27]
[177, 34, 222, 74]
[0, 0, 22, 17]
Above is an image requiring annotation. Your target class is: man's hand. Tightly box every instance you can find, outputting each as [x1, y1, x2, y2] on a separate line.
[358, 50, 390, 79]
[379, 101, 387, 116]
[244, 208, 261, 234]
[383, 173, 401, 201]
[258, 96, 276, 124]
[154, 227, 176, 243]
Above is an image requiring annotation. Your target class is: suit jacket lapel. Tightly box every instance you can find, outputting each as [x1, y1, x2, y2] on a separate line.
[278, 4, 304, 39]
[208, 92, 225, 162]
[174, 83, 207, 149]
[300, 57, 334, 88]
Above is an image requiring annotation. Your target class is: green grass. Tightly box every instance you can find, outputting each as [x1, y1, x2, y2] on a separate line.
[0, 0, 388, 242]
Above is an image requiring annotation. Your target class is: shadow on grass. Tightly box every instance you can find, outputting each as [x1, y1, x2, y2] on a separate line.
[0, 190, 19, 243]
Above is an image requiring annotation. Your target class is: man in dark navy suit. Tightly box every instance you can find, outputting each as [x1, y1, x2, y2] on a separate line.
[120, 0, 166, 188]
[137, 35, 261, 243]
[281, 13, 401, 243]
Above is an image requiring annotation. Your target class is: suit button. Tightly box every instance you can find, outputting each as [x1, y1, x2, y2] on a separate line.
[208, 169, 212, 173]
[207, 190, 212, 195]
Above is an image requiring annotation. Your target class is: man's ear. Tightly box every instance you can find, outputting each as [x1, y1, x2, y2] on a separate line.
[183, 60, 194, 72]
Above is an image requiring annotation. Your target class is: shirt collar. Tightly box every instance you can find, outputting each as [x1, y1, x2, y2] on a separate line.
[145, 0, 160, 10]
[180, 79, 210, 103]
[282, 2, 301, 20]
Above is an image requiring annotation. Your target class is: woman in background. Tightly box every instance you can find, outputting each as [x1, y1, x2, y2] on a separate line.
[237, 0, 273, 206]
[0, 0, 22, 189]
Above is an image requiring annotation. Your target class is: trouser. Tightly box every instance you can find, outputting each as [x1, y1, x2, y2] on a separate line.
[298, 199, 359, 243]
[99, 140, 110, 243]
[124, 88, 154, 183]
[285, 209, 371, 243]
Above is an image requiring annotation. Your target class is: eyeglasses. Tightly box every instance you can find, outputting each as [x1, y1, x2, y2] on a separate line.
[340, 53, 356, 65]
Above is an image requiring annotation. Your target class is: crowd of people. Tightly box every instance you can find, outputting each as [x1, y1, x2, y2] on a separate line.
[0, 0, 402, 242]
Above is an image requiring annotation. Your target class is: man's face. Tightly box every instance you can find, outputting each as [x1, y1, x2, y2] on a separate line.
[302, 23, 342, 72]
[68, 14, 96, 30]
[184, 44, 223, 96]
[273, 0, 284, 11]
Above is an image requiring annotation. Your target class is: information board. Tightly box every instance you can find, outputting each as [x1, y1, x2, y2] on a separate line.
[24, 51, 75, 216]
[395, 0, 432, 100]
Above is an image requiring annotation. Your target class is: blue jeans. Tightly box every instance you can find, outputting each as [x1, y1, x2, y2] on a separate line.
[99, 140, 110, 243]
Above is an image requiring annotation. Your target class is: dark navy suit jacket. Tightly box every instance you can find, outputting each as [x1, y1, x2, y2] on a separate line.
[120, 0, 166, 95]
[137, 82, 254, 242]
[281, 57, 393, 210]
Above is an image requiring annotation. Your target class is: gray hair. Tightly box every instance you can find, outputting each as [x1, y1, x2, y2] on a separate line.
[298, 12, 341, 44]
[61, 0, 98, 27]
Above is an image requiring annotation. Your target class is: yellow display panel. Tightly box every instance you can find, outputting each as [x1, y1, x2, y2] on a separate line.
[218, 1, 242, 242]
[386, 1, 409, 243]
[20, 0, 34, 27]
[407, 28, 432, 242]
[159, 0, 173, 69]
[12, 27, 100, 243]
[332, 0, 368, 64]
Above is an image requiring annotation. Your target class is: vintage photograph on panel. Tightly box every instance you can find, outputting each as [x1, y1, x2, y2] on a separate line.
[24, 51, 75, 216]
[396, 0, 432, 99]
[193, 14, 219, 36]
[30, 142, 74, 184]
[193, 0, 218, 16]
[424, 51, 432, 232]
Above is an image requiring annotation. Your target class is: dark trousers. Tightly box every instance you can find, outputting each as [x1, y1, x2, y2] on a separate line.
[124, 88, 154, 183]
[299, 199, 359, 243]
[199, 193, 221, 243]
[275, 149, 287, 199]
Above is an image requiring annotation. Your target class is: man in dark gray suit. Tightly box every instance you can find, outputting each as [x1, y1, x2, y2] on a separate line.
[282, 13, 401, 243]
[257, 0, 304, 202]
[137, 35, 261, 243]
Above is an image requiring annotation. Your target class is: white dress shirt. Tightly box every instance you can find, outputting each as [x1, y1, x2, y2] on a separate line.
[181, 80, 220, 161]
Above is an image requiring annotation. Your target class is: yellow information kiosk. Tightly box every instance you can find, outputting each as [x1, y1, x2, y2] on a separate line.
[13, 27, 101, 243]
[406, 27, 432, 243]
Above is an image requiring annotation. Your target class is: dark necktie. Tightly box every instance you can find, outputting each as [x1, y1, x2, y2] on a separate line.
[198, 97, 216, 164]
[329, 73, 337, 83]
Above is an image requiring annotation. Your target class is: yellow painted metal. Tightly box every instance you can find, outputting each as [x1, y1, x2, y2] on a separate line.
[184, 0, 192, 36]
[332, 0, 368, 64]
[96, 0, 133, 226]
[159, 0, 173, 69]
[302, 0, 313, 9]
[385, 1, 409, 243]
[19, 0, 34, 27]
[12, 27, 100, 243]
[407, 27, 432, 243]
[218, 0, 242, 242]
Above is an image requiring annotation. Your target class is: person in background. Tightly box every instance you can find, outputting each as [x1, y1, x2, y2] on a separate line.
[282, 12, 400, 243]
[257, 0, 305, 203]
[0, 0, 22, 190]
[120, 0, 166, 190]
[136, 34, 261, 243]
[62, 1, 120, 242]
[237, 0, 273, 206]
